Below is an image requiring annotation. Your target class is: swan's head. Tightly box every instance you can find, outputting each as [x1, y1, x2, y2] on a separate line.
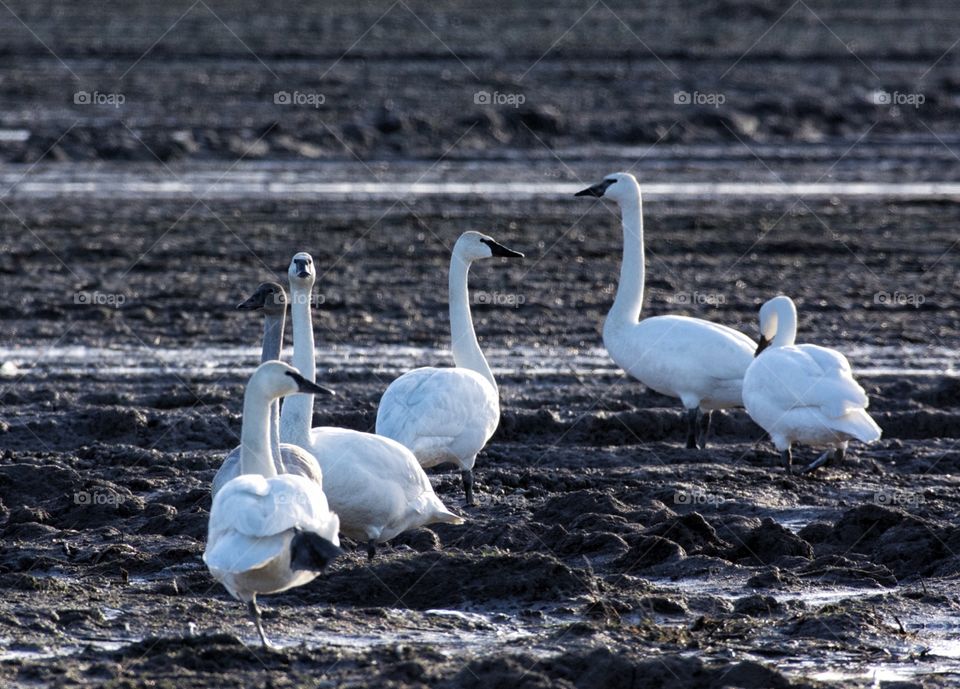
[237, 282, 286, 315]
[575, 172, 640, 204]
[288, 252, 315, 288]
[454, 231, 524, 262]
[248, 360, 334, 401]
[756, 295, 797, 356]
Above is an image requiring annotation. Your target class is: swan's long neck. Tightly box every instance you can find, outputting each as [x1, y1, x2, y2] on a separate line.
[608, 194, 645, 329]
[260, 312, 284, 470]
[239, 385, 278, 478]
[281, 286, 315, 448]
[773, 300, 798, 348]
[449, 252, 496, 390]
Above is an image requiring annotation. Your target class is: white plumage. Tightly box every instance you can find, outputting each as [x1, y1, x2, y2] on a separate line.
[376, 231, 524, 504]
[280, 252, 464, 557]
[576, 172, 756, 449]
[742, 295, 881, 473]
[204, 361, 341, 646]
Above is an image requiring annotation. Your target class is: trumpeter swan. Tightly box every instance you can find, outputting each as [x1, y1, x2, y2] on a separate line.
[212, 282, 323, 496]
[576, 172, 755, 449]
[280, 251, 464, 558]
[375, 231, 523, 505]
[743, 295, 881, 474]
[203, 361, 341, 647]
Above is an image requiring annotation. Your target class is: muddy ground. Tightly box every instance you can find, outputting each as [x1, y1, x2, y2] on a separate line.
[2, 1, 960, 688]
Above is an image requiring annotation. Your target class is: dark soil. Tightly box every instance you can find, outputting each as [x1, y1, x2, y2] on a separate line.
[2, 1, 960, 688]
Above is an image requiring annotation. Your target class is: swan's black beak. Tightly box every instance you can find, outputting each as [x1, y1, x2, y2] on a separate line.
[286, 371, 335, 396]
[575, 179, 614, 197]
[236, 295, 262, 311]
[480, 237, 524, 259]
[755, 335, 771, 357]
[293, 258, 312, 279]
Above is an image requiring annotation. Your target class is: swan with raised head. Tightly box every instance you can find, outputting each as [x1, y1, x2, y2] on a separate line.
[743, 295, 881, 474]
[204, 361, 342, 647]
[375, 231, 523, 505]
[212, 282, 322, 497]
[280, 251, 464, 558]
[576, 172, 756, 449]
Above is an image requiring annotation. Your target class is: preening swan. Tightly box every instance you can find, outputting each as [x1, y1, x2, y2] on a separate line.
[743, 295, 881, 474]
[376, 231, 524, 505]
[576, 172, 755, 449]
[204, 361, 342, 647]
[212, 282, 323, 497]
[280, 251, 464, 558]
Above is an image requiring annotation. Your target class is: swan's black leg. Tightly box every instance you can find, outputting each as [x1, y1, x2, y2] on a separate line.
[462, 469, 476, 506]
[248, 598, 270, 648]
[366, 539, 377, 561]
[697, 410, 712, 450]
[780, 447, 793, 474]
[685, 408, 699, 449]
[834, 447, 846, 464]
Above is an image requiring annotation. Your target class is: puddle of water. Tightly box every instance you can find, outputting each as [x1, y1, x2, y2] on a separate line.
[0, 344, 953, 379]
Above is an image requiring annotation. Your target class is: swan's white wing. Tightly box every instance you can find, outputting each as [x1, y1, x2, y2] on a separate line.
[204, 531, 286, 574]
[376, 367, 498, 459]
[209, 474, 331, 539]
[212, 444, 324, 498]
[799, 343, 853, 375]
[751, 346, 868, 418]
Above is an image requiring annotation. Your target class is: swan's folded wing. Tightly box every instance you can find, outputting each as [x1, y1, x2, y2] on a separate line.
[204, 531, 285, 573]
[378, 368, 495, 446]
[210, 474, 329, 539]
[753, 348, 869, 418]
[800, 344, 854, 376]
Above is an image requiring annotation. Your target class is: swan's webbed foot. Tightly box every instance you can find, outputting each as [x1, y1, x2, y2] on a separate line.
[248, 599, 272, 649]
[696, 410, 712, 450]
[780, 447, 793, 474]
[802, 447, 844, 475]
[462, 469, 476, 506]
[684, 408, 700, 449]
[366, 539, 377, 561]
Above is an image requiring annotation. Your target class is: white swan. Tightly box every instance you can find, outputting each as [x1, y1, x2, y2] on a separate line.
[375, 231, 523, 504]
[742, 295, 882, 474]
[204, 361, 342, 647]
[280, 251, 464, 558]
[212, 282, 322, 497]
[576, 172, 756, 449]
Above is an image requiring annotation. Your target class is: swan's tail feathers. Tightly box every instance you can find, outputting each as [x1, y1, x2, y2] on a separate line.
[290, 529, 343, 573]
[840, 409, 882, 443]
[432, 506, 466, 525]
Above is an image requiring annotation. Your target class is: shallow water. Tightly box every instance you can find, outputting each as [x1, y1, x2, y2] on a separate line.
[0, 343, 955, 379]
